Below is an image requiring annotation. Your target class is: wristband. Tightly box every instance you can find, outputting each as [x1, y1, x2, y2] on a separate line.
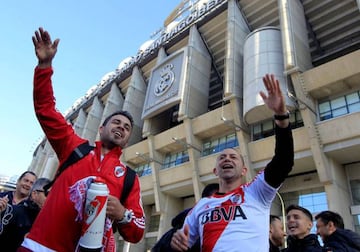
[274, 111, 290, 121]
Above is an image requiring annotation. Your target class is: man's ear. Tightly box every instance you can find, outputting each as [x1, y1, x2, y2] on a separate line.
[99, 125, 104, 135]
[328, 221, 336, 230]
[241, 166, 248, 176]
[213, 167, 218, 176]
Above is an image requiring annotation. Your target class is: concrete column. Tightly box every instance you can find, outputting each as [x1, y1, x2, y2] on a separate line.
[290, 72, 333, 183]
[142, 47, 168, 138]
[36, 141, 52, 177]
[123, 66, 147, 145]
[41, 152, 59, 179]
[278, 0, 312, 72]
[81, 97, 104, 144]
[224, 0, 249, 99]
[183, 118, 203, 201]
[324, 158, 353, 229]
[178, 25, 211, 120]
[96, 83, 125, 141]
[73, 108, 87, 136]
[147, 134, 164, 213]
[158, 195, 183, 237]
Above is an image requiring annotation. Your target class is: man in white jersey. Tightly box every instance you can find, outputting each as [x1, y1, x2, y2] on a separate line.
[170, 74, 294, 252]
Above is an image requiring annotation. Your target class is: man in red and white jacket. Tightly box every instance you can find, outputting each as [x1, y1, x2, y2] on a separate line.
[18, 27, 145, 252]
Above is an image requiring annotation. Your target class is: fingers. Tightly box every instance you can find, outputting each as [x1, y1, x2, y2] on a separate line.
[32, 27, 59, 47]
[170, 230, 189, 251]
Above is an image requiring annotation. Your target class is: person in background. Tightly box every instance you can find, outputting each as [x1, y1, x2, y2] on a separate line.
[269, 215, 286, 252]
[0, 171, 37, 209]
[315, 210, 360, 251]
[170, 74, 294, 252]
[152, 183, 219, 252]
[283, 205, 322, 252]
[0, 178, 50, 252]
[18, 27, 145, 252]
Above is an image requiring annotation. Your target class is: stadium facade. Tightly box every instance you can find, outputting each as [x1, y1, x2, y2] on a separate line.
[29, 0, 360, 250]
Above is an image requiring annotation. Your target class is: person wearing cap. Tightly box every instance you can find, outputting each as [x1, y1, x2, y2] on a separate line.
[283, 204, 322, 252]
[0, 178, 50, 252]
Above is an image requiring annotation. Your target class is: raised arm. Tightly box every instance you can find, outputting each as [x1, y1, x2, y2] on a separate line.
[31, 27, 84, 163]
[260, 74, 294, 188]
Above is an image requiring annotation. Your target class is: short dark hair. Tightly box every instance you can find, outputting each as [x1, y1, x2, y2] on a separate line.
[18, 171, 37, 181]
[201, 183, 219, 198]
[315, 210, 344, 229]
[270, 214, 281, 224]
[286, 204, 313, 221]
[102, 111, 134, 128]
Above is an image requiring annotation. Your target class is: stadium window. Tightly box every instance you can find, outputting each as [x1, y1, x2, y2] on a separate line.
[319, 90, 360, 121]
[134, 163, 152, 177]
[202, 133, 239, 157]
[251, 110, 303, 140]
[162, 151, 189, 169]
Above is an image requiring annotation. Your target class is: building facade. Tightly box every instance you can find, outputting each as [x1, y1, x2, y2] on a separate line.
[29, 0, 360, 251]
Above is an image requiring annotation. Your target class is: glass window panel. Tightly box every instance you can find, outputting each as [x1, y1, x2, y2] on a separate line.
[203, 142, 210, 149]
[331, 97, 346, 109]
[253, 124, 261, 134]
[319, 101, 331, 113]
[346, 92, 360, 104]
[332, 107, 347, 117]
[148, 215, 160, 232]
[350, 180, 360, 205]
[219, 136, 226, 144]
[349, 103, 360, 113]
[263, 120, 273, 131]
[320, 111, 332, 121]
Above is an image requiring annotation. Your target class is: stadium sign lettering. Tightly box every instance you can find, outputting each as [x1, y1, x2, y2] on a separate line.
[116, 0, 226, 77]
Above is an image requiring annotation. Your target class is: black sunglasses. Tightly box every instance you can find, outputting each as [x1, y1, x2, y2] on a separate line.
[35, 189, 49, 197]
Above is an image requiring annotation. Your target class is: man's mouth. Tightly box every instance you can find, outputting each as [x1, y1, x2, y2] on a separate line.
[222, 164, 233, 170]
[114, 131, 122, 138]
[288, 225, 297, 231]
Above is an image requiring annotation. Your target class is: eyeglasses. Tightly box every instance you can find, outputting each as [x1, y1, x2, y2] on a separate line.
[35, 190, 49, 196]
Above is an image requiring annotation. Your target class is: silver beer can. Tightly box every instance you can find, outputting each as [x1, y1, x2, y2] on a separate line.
[79, 178, 109, 252]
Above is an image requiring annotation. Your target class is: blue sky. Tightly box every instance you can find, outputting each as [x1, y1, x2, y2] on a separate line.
[0, 1, 178, 179]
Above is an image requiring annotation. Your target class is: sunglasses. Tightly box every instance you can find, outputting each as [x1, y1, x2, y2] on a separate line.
[35, 189, 49, 197]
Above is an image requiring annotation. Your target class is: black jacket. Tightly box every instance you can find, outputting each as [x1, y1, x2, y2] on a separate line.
[152, 208, 196, 252]
[0, 199, 41, 252]
[284, 234, 323, 252]
[270, 240, 281, 252]
[323, 229, 360, 252]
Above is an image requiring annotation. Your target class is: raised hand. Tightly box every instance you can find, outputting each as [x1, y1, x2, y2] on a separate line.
[260, 74, 287, 115]
[32, 27, 60, 68]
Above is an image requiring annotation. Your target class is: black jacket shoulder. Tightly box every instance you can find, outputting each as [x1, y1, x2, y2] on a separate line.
[284, 234, 323, 252]
[324, 229, 360, 251]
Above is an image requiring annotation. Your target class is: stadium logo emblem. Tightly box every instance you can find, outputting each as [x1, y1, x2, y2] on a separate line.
[154, 64, 175, 96]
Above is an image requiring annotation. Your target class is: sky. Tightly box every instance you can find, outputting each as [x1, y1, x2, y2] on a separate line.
[0, 1, 178, 179]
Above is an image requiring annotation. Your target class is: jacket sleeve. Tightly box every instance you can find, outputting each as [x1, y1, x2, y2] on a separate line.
[264, 124, 294, 188]
[33, 67, 86, 164]
[116, 175, 145, 243]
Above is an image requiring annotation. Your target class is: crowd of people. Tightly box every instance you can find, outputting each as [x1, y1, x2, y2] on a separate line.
[0, 26, 359, 251]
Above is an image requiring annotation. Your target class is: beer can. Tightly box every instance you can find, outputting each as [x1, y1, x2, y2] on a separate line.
[79, 179, 109, 252]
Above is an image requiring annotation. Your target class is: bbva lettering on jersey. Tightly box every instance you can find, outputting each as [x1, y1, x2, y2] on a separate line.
[200, 205, 247, 224]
